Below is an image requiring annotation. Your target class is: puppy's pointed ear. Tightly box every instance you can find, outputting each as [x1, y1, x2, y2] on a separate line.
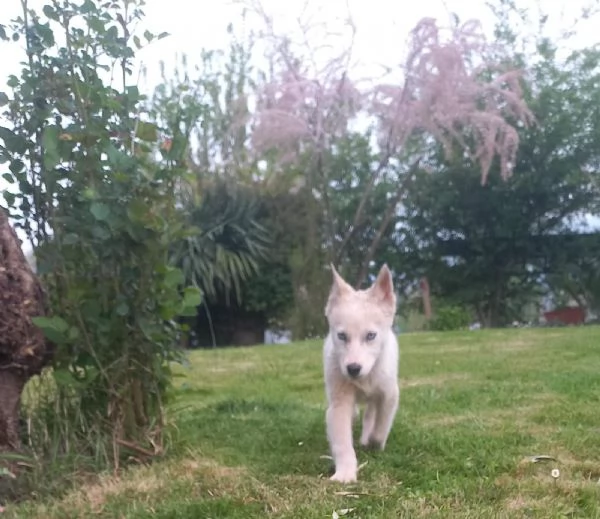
[368, 264, 396, 313]
[325, 264, 353, 316]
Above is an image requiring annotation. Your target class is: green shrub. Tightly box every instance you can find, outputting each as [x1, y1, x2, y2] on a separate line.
[429, 304, 471, 331]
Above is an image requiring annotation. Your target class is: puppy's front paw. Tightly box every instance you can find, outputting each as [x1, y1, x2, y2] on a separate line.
[330, 469, 357, 483]
[361, 437, 385, 451]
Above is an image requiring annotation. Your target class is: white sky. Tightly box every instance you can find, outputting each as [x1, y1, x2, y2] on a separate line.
[1, 0, 599, 255]
[3, 0, 598, 95]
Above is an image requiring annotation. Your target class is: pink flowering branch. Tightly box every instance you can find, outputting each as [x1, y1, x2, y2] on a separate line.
[370, 17, 534, 184]
[241, 0, 362, 161]
[240, 1, 534, 283]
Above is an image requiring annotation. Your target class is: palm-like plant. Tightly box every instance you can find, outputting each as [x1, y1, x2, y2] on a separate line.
[171, 181, 272, 304]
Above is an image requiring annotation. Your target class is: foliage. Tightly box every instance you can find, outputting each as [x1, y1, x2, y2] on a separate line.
[396, 37, 600, 326]
[241, 1, 533, 287]
[0, 0, 199, 475]
[148, 46, 300, 333]
[544, 234, 600, 313]
[147, 35, 255, 182]
[429, 303, 471, 331]
[148, 39, 330, 338]
[170, 180, 272, 305]
[239, 261, 294, 324]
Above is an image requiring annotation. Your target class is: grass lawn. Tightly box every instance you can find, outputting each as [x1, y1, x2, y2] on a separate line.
[7, 326, 600, 518]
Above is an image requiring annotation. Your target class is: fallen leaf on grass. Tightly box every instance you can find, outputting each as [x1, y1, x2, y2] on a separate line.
[334, 491, 370, 497]
[527, 455, 556, 463]
[0, 468, 15, 479]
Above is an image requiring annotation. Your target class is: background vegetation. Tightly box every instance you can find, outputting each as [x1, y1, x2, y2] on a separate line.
[1, 0, 599, 514]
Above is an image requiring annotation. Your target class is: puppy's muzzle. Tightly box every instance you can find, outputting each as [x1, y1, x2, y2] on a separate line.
[346, 363, 362, 378]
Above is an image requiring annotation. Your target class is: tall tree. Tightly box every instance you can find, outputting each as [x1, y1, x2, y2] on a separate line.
[396, 40, 600, 326]
[243, 1, 534, 287]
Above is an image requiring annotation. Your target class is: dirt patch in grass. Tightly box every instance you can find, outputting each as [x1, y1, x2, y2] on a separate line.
[421, 392, 558, 429]
[401, 373, 471, 388]
[24, 455, 250, 516]
[504, 494, 554, 513]
[207, 361, 259, 374]
[515, 448, 600, 483]
[430, 339, 534, 355]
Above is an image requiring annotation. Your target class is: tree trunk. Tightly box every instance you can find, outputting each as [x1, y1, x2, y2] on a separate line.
[0, 208, 52, 451]
[354, 160, 421, 288]
[354, 189, 402, 288]
[421, 277, 432, 320]
[0, 370, 26, 451]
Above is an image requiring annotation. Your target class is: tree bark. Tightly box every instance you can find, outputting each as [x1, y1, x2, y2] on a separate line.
[421, 277, 432, 321]
[0, 370, 26, 451]
[0, 208, 52, 451]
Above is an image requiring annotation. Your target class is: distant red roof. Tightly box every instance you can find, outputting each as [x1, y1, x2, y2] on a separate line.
[543, 306, 585, 325]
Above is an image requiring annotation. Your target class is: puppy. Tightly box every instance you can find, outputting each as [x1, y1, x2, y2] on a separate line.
[323, 264, 399, 483]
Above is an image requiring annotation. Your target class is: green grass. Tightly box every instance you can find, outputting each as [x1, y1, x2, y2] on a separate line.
[7, 327, 600, 518]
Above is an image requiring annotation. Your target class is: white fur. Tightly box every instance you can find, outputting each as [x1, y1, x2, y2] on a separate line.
[322, 264, 400, 483]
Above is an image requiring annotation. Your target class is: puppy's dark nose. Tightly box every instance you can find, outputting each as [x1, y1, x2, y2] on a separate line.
[346, 363, 362, 378]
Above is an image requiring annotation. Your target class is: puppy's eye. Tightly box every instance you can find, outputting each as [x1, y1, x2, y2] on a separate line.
[365, 331, 377, 342]
[337, 332, 348, 342]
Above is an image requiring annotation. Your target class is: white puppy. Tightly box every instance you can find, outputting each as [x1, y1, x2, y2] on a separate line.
[323, 264, 399, 483]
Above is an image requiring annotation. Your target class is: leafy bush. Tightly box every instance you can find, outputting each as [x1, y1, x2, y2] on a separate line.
[429, 304, 471, 331]
[0, 0, 199, 484]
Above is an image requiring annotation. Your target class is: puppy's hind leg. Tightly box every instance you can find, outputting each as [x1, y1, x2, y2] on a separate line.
[352, 404, 360, 423]
[327, 394, 358, 483]
[359, 401, 376, 448]
[369, 384, 399, 451]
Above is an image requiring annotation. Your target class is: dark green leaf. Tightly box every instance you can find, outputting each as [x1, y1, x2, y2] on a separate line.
[90, 202, 110, 221]
[89, 16, 105, 33]
[106, 25, 118, 41]
[42, 125, 61, 170]
[42, 5, 59, 20]
[67, 327, 81, 341]
[0, 92, 9, 106]
[6, 74, 19, 88]
[164, 267, 185, 288]
[8, 159, 24, 174]
[126, 199, 147, 222]
[115, 302, 129, 316]
[0, 127, 27, 154]
[37, 23, 55, 47]
[180, 286, 202, 316]
[135, 121, 158, 142]
[3, 191, 15, 207]
[31, 316, 70, 343]
[91, 225, 110, 241]
[80, 0, 97, 14]
[53, 369, 75, 388]
[62, 233, 79, 245]
[6, 76, 18, 88]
